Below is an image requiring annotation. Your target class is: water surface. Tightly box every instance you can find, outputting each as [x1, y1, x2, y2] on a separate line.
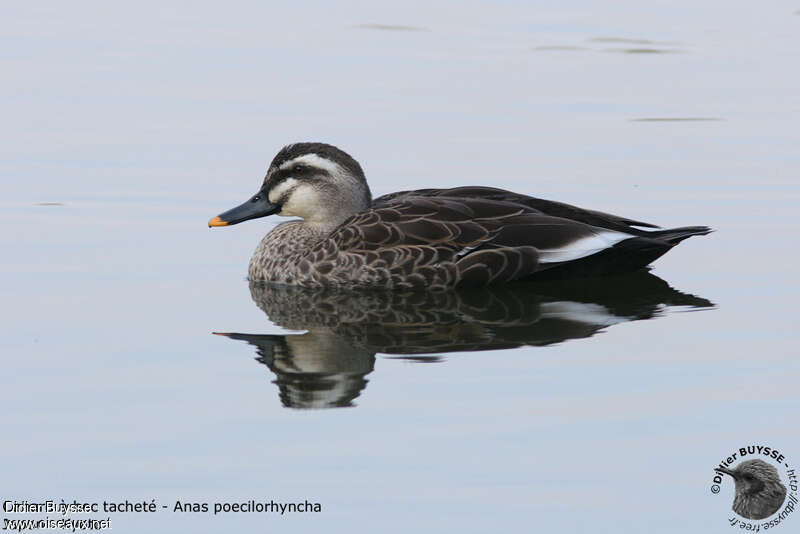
[2, 1, 799, 533]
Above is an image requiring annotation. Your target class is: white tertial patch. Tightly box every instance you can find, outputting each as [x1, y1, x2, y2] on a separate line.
[268, 178, 299, 204]
[537, 230, 632, 263]
[278, 153, 343, 176]
[455, 244, 481, 258]
[539, 302, 631, 327]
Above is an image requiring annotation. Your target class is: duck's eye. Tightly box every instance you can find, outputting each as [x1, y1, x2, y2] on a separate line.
[294, 165, 305, 173]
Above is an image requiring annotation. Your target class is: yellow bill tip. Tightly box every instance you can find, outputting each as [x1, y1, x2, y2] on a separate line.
[208, 216, 228, 228]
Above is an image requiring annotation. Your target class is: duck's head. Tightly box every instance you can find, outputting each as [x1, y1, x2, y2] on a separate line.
[208, 142, 372, 230]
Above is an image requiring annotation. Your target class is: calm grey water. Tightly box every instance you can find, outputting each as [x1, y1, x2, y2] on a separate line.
[2, 2, 799, 532]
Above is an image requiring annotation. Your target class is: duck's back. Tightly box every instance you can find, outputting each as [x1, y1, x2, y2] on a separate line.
[373, 186, 660, 235]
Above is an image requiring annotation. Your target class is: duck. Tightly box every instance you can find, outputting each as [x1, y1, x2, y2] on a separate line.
[208, 142, 711, 289]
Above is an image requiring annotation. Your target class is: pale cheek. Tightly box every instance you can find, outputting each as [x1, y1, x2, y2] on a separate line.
[281, 185, 325, 219]
[268, 178, 298, 204]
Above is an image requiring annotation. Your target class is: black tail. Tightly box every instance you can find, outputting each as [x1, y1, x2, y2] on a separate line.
[648, 226, 712, 245]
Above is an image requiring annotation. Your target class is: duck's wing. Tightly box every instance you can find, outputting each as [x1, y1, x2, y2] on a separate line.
[373, 186, 660, 235]
[321, 195, 650, 288]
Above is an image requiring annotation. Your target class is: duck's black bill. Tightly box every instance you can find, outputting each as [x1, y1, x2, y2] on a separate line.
[208, 193, 280, 227]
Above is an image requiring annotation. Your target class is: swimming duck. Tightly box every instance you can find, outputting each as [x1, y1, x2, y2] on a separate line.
[208, 142, 711, 289]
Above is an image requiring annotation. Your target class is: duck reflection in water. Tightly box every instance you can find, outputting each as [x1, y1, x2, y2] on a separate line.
[215, 270, 713, 409]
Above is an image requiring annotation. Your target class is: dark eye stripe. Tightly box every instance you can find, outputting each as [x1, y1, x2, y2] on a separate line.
[269, 165, 328, 188]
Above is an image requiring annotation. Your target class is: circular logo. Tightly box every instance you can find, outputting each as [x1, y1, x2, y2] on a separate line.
[710, 445, 797, 528]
